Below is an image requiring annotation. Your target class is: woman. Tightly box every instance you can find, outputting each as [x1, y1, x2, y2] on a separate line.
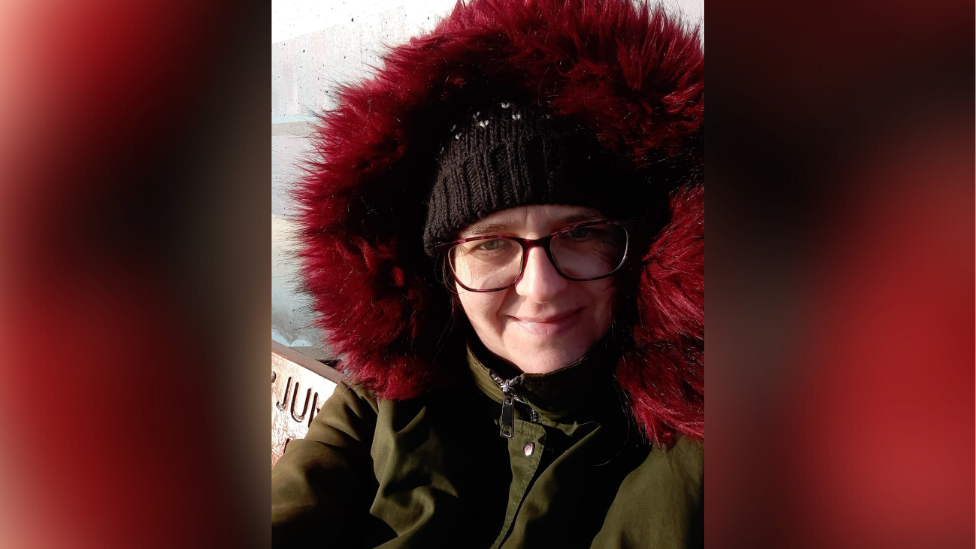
[272, 0, 704, 547]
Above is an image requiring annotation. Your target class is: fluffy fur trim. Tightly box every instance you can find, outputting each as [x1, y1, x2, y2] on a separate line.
[295, 0, 704, 445]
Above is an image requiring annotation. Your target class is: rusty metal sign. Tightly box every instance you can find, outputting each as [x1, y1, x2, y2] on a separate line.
[271, 342, 345, 467]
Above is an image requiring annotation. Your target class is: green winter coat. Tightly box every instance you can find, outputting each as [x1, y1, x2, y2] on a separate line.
[271, 342, 704, 548]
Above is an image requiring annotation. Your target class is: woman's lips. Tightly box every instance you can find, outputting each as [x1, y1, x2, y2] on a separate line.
[510, 309, 581, 336]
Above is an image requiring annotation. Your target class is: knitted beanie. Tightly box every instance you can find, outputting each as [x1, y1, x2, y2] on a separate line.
[422, 103, 639, 256]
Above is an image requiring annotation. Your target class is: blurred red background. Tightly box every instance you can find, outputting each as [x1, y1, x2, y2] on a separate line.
[707, 0, 973, 547]
[0, 1, 269, 547]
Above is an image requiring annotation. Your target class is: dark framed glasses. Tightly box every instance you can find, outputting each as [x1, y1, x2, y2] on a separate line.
[436, 220, 630, 292]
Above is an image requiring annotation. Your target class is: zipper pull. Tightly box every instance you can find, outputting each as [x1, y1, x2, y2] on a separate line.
[499, 380, 515, 439]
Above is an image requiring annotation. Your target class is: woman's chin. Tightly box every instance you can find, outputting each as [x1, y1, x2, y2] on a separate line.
[510, 347, 588, 375]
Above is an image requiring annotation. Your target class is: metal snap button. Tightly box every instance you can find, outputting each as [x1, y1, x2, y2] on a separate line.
[523, 442, 535, 456]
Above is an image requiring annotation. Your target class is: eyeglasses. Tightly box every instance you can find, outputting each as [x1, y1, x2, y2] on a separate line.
[437, 220, 630, 292]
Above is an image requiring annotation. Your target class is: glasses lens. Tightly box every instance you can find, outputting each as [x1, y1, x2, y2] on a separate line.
[551, 223, 627, 279]
[449, 238, 522, 290]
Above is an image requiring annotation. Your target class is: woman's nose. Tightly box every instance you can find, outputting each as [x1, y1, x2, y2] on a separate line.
[515, 246, 568, 303]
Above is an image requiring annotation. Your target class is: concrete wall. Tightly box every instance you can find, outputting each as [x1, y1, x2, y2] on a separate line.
[271, 0, 704, 358]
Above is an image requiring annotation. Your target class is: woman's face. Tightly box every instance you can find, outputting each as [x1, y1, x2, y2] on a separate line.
[455, 204, 616, 374]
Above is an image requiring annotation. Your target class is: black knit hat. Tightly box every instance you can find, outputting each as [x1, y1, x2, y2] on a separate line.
[422, 102, 639, 256]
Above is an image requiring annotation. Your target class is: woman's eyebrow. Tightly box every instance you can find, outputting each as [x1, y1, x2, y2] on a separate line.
[460, 221, 511, 237]
[556, 210, 606, 225]
[460, 209, 606, 237]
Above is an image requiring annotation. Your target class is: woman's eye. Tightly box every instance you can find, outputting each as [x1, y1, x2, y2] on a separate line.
[568, 227, 592, 239]
[476, 239, 503, 251]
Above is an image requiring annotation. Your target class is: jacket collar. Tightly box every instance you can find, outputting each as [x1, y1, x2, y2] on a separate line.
[465, 337, 621, 424]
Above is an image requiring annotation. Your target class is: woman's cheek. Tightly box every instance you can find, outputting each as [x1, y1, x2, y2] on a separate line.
[458, 290, 501, 332]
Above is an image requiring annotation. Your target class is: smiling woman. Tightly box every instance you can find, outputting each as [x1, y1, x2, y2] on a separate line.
[447, 205, 621, 375]
[271, 0, 704, 546]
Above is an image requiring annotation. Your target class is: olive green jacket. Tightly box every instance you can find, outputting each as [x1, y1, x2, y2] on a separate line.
[272, 345, 704, 548]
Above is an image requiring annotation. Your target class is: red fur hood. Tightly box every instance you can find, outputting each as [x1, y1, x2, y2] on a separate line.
[295, 0, 703, 446]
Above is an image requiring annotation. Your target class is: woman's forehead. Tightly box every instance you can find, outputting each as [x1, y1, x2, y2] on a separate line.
[460, 205, 605, 236]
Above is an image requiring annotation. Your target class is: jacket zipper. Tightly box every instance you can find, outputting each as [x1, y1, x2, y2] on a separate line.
[488, 371, 539, 438]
